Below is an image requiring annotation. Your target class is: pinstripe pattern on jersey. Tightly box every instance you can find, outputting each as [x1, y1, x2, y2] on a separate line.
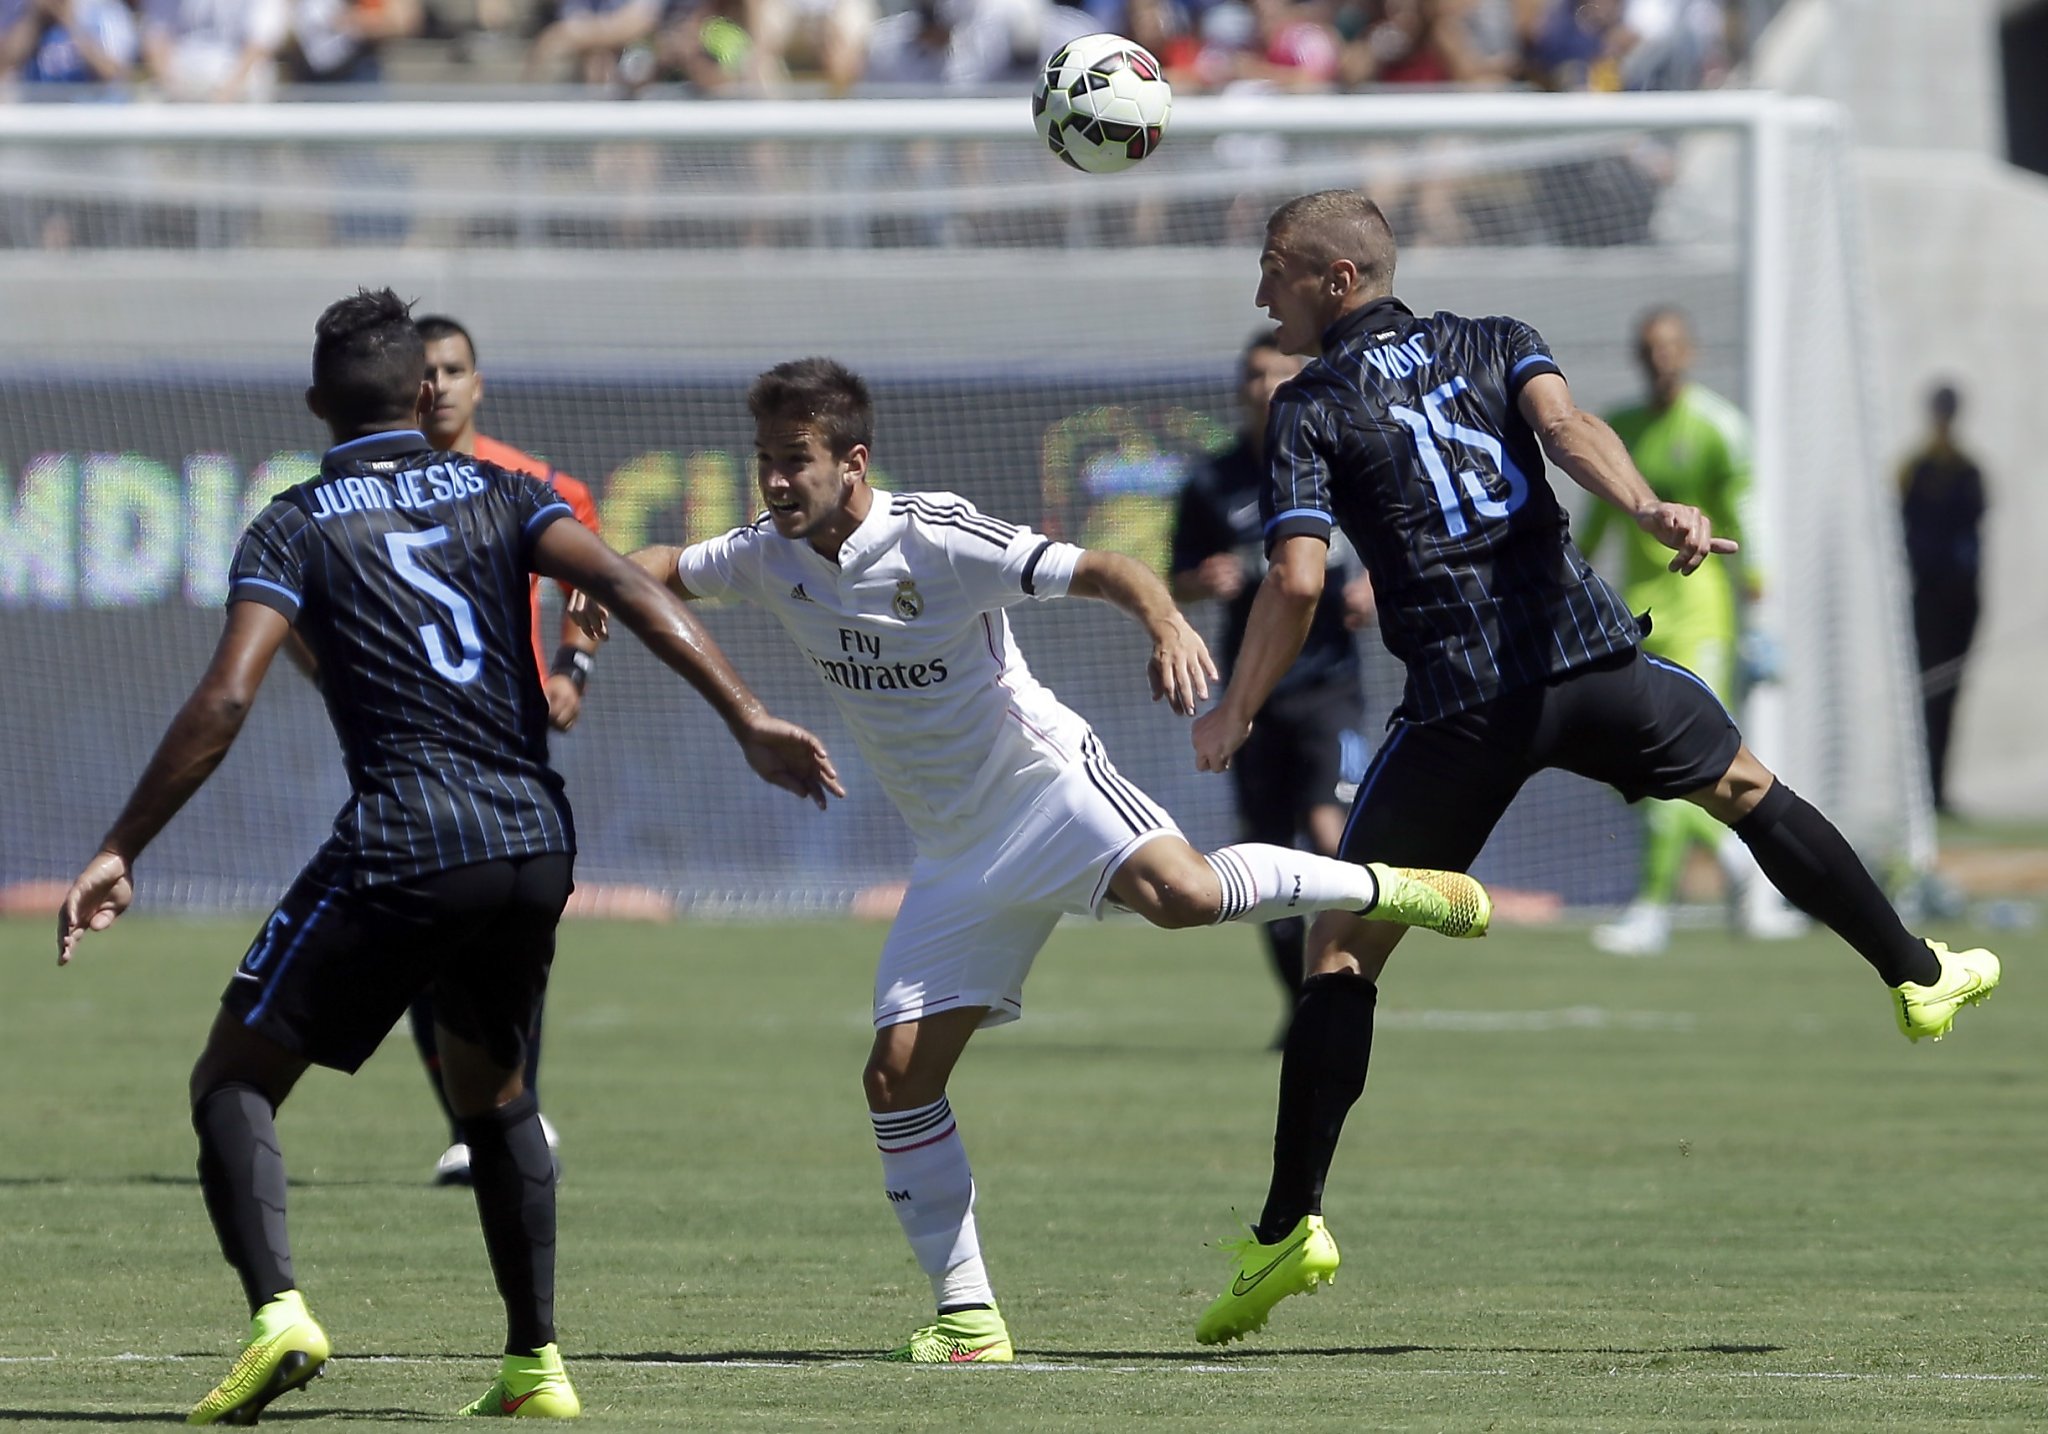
[1262, 298, 1640, 721]
[227, 430, 576, 882]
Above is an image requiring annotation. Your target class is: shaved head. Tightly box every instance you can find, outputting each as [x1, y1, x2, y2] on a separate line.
[1265, 191, 1398, 297]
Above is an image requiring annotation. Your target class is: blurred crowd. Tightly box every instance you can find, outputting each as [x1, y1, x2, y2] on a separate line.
[0, 0, 1746, 100]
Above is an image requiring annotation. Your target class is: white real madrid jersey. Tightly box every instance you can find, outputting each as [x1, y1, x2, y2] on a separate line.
[677, 489, 1092, 856]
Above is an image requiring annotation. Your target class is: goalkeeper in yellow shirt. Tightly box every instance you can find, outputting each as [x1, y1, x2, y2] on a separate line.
[1582, 308, 1761, 956]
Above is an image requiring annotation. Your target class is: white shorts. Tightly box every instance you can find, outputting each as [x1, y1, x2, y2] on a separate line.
[873, 734, 1180, 1031]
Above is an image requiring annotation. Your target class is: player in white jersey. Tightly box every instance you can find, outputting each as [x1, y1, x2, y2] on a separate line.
[588, 359, 1491, 1362]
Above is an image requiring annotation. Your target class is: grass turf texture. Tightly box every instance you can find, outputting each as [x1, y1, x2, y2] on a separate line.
[1, 914, 2039, 1430]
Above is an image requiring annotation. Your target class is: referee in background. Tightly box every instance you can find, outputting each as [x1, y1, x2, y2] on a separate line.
[1171, 331, 1372, 1040]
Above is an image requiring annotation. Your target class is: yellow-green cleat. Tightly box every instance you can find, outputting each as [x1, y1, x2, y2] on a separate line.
[882, 1306, 1014, 1363]
[459, 1344, 581, 1418]
[1365, 863, 1491, 939]
[1195, 1215, 1341, 1346]
[1893, 941, 2000, 1043]
[187, 1289, 330, 1426]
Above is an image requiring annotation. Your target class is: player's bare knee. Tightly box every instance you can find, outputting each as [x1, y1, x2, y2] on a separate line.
[444, 1069, 523, 1121]
[1142, 880, 1216, 930]
[863, 1058, 925, 1112]
[1691, 746, 1774, 823]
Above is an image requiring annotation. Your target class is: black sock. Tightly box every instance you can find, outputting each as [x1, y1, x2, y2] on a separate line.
[1257, 972, 1377, 1245]
[1264, 917, 1307, 1004]
[1735, 782, 1938, 987]
[460, 1090, 557, 1355]
[408, 998, 461, 1142]
[193, 1083, 296, 1316]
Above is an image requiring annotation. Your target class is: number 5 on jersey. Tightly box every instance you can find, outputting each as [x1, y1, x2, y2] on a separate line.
[384, 526, 485, 684]
[1389, 375, 1530, 538]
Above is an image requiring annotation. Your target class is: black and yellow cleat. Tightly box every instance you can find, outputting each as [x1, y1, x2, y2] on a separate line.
[1195, 1215, 1341, 1345]
[1893, 941, 2000, 1043]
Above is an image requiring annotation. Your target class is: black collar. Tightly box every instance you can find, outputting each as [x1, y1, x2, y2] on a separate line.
[1322, 296, 1415, 353]
[322, 429, 433, 470]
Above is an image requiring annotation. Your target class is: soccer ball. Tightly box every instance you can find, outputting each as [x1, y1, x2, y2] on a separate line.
[1031, 33, 1171, 175]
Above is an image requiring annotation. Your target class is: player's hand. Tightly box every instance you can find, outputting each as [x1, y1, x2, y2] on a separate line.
[565, 589, 609, 644]
[1192, 703, 1253, 773]
[1192, 553, 1246, 601]
[57, 850, 133, 966]
[545, 674, 583, 732]
[735, 716, 846, 812]
[1635, 501, 1738, 576]
[1149, 617, 1218, 717]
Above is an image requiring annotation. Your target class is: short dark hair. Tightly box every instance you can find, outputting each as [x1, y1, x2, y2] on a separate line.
[1242, 329, 1285, 365]
[415, 313, 477, 365]
[1930, 382, 1960, 421]
[1266, 191, 1397, 294]
[747, 357, 873, 457]
[312, 288, 424, 429]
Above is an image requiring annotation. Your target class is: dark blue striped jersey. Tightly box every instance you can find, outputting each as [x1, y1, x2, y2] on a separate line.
[1263, 297, 1640, 721]
[1171, 436, 1360, 696]
[227, 429, 577, 883]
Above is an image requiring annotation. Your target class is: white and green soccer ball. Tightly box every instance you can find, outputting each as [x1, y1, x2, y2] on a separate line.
[1031, 33, 1172, 175]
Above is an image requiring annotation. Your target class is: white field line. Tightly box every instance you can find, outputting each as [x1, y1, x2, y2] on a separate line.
[0, 1353, 2036, 1382]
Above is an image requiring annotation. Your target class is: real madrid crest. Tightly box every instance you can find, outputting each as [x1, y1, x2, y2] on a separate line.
[891, 579, 924, 620]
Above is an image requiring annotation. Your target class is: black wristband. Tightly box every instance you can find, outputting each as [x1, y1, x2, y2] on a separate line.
[550, 647, 593, 692]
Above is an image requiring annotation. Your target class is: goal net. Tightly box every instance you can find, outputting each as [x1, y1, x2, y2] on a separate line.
[0, 94, 1930, 915]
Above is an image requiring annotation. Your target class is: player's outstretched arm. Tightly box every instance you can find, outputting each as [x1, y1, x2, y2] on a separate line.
[533, 521, 844, 810]
[1066, 549, 1218, 717]
[1518, 372, 1738, 576]
[562, 543, 697, 644]
[58, 601, 291, 964]
[1192, 534, 1326, 773]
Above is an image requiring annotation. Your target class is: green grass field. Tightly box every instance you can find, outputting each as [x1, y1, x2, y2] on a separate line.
[2, 914, 2039, 1431]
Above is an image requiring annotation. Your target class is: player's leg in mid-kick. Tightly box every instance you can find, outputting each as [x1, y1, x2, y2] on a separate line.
[1678, 743, 1999, 1043]
[1105, 832, 1491, 941]
[1549, 651, 2000, 1044]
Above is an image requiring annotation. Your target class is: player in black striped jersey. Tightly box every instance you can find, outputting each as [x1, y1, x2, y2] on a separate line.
[1189, 191, 2002, 1346]
[55, 288, 841, 1423]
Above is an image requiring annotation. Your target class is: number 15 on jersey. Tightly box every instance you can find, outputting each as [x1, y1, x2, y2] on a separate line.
[1389, 374, 1530, 538]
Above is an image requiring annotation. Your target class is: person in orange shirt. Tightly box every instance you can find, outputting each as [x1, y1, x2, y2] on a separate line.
[407, 313, 601, 1185]
[418, 314, 604, 732]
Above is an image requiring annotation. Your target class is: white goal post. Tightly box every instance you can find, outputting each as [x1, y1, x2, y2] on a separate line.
[0, 92, 1931, 913]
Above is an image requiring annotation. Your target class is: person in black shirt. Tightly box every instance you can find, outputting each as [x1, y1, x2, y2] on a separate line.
[1897, 383, 1988, 812]
[1187, 190, 2003, 1346]
[55, 288, 841, 1424]
[1172, 331, 1371, 1034]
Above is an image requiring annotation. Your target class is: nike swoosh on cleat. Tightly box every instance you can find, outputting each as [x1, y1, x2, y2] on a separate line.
[500, 1390, 538, 1414]
[948, 1344, 1004, 1363]
[1231, 1235, 1309, 1296]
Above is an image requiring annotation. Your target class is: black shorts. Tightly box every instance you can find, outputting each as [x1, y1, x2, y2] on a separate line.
[220, 849, 573, 1074]
[1337, 648, 1740, 871]
[1231, 678, 1368, 844]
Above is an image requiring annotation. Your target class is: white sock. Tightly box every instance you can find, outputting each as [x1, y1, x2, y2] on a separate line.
[1204, 844, 1379, 924]
[871, 1096, 996, 1311]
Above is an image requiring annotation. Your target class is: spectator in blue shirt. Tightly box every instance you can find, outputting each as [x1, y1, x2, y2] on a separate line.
[1, 0, 138, 87]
